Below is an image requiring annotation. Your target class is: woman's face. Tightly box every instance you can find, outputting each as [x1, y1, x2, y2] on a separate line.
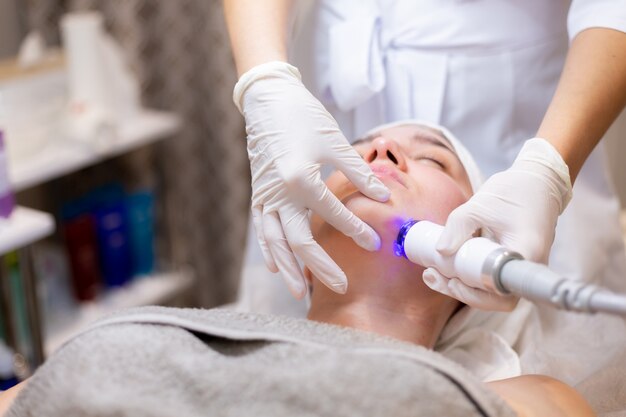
[312, 124, 473, 257]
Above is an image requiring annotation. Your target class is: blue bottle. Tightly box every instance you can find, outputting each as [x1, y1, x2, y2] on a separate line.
[90, 184, 132, 287]
[126, 190, 155, 276]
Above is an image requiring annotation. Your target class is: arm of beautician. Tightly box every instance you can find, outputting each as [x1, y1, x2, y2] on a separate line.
[223, 0, 291, 76]
[437, 28, 626, 251]
[537, 28, 626, 184]
[397, 220, 626, 316]
[434, 27, 626, 310]
[224, 0, 390, 298]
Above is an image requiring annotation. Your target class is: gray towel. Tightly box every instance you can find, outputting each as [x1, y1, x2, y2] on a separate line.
[8, 307, 516, 417]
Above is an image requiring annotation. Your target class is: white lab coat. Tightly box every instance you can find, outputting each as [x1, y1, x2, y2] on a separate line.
[286, 0, 626, 388]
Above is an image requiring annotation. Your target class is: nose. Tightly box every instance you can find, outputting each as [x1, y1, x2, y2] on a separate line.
[363, 136, 407, 171]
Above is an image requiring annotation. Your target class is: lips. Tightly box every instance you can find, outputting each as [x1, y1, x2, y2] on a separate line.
[370, 164, 406, 188]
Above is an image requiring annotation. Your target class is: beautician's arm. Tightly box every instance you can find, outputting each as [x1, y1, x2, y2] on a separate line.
[0, 380, 27, 416]
[223, 0, 390, 298]
[538, 28, 626, 183]
[432, 28, 626, 308]
[487, 375, 596, 417]
[223, 0, 292, 76]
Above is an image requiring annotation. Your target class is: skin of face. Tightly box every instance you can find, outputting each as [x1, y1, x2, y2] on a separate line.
[311, 123, 472, 288]
[307, 124, 473, 346]
[314, 124, 472, 254]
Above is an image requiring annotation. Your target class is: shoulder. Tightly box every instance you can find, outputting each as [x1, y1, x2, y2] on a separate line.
[486, 375, 596, 417]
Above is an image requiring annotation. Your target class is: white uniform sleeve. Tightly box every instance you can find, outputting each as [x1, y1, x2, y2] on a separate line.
[568, 0, 626, 41]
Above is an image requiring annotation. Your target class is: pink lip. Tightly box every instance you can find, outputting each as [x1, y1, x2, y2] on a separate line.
[370, 164, 406, 188]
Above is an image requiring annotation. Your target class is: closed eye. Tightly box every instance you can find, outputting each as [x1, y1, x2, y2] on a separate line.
[413, 156, 445, 169]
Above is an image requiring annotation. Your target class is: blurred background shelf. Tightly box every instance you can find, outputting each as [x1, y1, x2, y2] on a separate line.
[44, 269, 195, 356]
[0, 206, 55, 255]
[10, 110, 181, 192]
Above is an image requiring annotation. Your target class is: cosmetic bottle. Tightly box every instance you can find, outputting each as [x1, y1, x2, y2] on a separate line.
[5, 253, 34, 365]
[90, 184, 132, 287]
[61, 199, 102, 301]
[127, 190, 155, 276]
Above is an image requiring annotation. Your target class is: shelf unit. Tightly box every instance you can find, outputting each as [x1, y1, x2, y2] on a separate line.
[44, 270, 194, 356]
[1, 108, 190, 367]
[0, 207, 56, 367]
[0, 207, 55, 256]
[10, 110, 180, 192]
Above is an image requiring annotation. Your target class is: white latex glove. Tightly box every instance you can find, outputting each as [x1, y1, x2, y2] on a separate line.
[423, 268, 519, 311]
[425, 138, 573, 311]
[234, 61, 390, 299]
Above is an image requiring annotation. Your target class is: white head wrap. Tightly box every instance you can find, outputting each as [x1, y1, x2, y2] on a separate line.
[363, 119, 484, 193]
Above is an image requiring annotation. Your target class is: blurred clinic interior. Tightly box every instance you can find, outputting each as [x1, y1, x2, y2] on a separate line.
[0, 0, 249, 375]
[0, 1, 625, 416]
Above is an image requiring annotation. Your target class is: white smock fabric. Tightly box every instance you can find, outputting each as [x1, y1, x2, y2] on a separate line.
[287, 0, 626, 411]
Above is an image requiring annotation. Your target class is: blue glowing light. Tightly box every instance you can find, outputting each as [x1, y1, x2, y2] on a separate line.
[394, 219, 418, 258]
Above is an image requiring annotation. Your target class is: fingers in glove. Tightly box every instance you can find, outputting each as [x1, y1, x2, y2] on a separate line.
[447, 278, 519, 312]
[252, 205, 278, 273]
[422, 268, 518, 312]
[304, 179, 381, 252]
[422, 268, 453, 294]
[281, 207, 348, 295]
[262, 211, 308, 299]
[331, 142, 390, 202]
[436, 204, 483, 256]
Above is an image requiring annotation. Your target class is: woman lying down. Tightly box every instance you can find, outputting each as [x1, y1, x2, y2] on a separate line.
[0, 122, 595, 417]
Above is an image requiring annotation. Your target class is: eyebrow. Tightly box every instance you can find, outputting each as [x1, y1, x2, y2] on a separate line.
[411, 132, 455, 153]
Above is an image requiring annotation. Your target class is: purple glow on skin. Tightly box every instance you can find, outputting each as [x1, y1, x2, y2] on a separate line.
[390, 215, 411, 231]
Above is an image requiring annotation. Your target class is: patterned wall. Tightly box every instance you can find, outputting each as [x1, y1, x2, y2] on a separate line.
[24, 0, 250, 306]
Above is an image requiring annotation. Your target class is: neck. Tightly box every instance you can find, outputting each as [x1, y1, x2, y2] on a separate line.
[308, 296, 451, 347]
[306, 234, 459, 348]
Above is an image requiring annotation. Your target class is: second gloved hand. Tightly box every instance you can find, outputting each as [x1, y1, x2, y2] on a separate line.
[425, 138, 573, 310]
[234, 61, 390, 299]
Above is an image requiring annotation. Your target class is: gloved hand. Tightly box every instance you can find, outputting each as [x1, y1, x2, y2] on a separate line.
[234, 61, 390, 299]
[424, 138, 573, 311]
[423, 268, 520, 311]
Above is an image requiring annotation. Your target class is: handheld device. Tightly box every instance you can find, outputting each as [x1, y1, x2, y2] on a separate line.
[395, 220, 626, 317]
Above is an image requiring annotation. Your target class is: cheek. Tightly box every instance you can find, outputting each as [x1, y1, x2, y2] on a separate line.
[402, 177, 468, 224]
[311, 169, 469, 250]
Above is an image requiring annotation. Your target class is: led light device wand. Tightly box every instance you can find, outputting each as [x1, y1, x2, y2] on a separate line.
[395, 220, 626, 317]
